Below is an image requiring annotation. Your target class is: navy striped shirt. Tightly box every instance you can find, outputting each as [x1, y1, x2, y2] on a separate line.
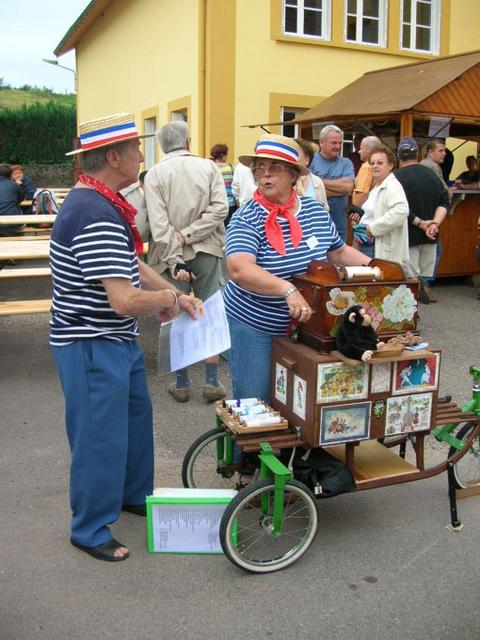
[224, 196, 343, 335]
[49, 189, 140, 346]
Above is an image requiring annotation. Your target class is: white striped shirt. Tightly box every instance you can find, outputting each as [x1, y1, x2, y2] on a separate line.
[224, 196, 343, 335]
[49, 189, 139, 346]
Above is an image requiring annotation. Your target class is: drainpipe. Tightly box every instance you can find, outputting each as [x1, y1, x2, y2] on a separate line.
[198, 0, 207, 157]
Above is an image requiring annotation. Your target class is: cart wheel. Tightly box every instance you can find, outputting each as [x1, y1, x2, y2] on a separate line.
[449, 422, 480, 490]
[219, 479, 318, 573]
[182, 427, 241, 489]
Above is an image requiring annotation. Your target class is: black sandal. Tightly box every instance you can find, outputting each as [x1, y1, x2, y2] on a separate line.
[122, 504, 147, 517]
[71, 537, 129, 562]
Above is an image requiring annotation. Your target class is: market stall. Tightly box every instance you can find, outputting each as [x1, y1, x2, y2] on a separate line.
[248, 50, 480, 278]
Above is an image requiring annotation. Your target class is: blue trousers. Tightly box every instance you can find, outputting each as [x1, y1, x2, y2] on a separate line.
[422, 239, 442, 286]
[227, 316, 273, 403]
[52, 338, 154, 547]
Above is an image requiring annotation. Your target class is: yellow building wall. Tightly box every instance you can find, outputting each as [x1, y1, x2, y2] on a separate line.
[72, 0, 479, 168]
[76, 0, 201, 157]
[447, 0, 480, 54]
[233, 0, 455, 156]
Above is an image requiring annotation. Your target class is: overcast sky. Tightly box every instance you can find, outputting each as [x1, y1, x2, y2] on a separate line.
[0, 0, 89, 94]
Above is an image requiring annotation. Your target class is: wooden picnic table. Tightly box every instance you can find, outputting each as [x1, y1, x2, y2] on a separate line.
[0, 267, 51, 280]
[0, 214, 57, 225]
[0, 239, 149, 261]
[0, 239, 50, 260]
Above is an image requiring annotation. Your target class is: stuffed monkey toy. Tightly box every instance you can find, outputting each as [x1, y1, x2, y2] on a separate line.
[336, 305, 384, 362]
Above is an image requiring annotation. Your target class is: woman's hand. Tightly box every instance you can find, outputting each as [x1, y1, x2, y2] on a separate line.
[286, 290, 312, 323]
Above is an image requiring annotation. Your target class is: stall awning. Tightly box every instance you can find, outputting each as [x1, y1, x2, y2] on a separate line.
[245, 49, 480, 132]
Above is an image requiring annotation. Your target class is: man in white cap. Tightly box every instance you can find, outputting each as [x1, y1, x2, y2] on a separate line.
[50, 113, 200, 562]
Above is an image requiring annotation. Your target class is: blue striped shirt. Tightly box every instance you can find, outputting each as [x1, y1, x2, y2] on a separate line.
[49, 189, 140, 346]
[224, 196, 343, 335]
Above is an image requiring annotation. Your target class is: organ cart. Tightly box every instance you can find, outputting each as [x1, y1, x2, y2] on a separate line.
[182, 259, 480, 573]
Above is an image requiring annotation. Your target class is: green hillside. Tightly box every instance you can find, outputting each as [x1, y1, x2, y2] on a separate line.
[0, 88, 76, 110]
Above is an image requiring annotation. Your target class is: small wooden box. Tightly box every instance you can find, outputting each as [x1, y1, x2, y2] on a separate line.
[292, 259, 419, 352]
[270, 338, 440, 448]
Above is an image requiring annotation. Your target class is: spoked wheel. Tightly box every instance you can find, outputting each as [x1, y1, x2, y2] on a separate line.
[182, 427, 244, 489]
[448, 422, 480, 490]
[219, 479, 318, 573]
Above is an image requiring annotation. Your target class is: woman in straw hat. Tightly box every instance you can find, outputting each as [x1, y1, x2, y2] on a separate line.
[224, 133, 372, 403]
[51, 113, 201, 562]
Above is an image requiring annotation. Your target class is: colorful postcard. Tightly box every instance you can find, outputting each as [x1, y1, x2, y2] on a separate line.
[292, 375, 307, 420]
[274, 363, 287, 404]
[319, 402, 371, 445]
[317, 362, 368, 403]
[371, 362, 391, 394]
[385, 393, 433, 435]
[393, 354, 439, 395]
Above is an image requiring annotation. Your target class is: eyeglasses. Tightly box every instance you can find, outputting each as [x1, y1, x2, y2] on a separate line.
[252, 163, 287, 177]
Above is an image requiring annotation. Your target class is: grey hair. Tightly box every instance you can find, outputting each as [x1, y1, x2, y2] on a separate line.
[157, 121, 190, 153]
[362, 135, 381, 150]
[319, 124, 343, 141]
[425, 138, 445, 155]
[80, 140, 133, 173]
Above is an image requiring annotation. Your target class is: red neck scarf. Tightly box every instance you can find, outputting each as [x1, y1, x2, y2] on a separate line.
[253, 188, 302, 255]
[78, 172, 144, 255]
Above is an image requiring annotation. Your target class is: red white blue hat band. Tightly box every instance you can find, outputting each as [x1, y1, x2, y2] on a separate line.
[238, 133, 309, 175]
[255, 140, 299, 163]
[66, 112, 153, 156]
[79, 121, 139, 150]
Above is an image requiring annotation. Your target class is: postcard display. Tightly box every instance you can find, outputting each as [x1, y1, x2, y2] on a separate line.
[270, 260, 439, 449]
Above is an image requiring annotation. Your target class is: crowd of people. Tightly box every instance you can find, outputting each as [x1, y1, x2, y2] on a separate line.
[45, 111, 479, 563]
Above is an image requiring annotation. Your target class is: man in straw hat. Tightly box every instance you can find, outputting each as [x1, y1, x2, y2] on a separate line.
[50, 113, 201, 562]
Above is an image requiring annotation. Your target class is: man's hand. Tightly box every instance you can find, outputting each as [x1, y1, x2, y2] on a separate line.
[178, 293, 202, 319]
[425, 222, 439, 240]
[176, 231, 186, 246]
[170, 263, 197, 282]
[156, 292, 202, 323]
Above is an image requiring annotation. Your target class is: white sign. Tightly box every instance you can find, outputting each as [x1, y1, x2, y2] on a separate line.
[428, 117, 451, 138]
[158, 290, 231, 374]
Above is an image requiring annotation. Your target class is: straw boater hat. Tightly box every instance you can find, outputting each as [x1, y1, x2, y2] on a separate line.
[66, 112, 154, 156]
[238, 133, 309, 176]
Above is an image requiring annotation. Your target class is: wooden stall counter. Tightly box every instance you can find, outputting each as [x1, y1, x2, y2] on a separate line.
[436, 189, 480, 278]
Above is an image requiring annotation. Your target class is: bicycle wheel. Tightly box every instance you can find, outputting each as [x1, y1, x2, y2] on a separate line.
[220, 479, 318, 573]
[182, 427, 241, 489]
[449, 422, 480, 490]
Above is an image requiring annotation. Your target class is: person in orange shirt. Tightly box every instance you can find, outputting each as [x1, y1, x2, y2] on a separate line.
[351, 136, 381, 209]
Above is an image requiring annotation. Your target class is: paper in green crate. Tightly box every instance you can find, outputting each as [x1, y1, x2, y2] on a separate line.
[146, 488, 237, 554]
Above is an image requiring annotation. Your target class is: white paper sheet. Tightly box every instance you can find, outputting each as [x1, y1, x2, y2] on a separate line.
[158, 290, 231, 374]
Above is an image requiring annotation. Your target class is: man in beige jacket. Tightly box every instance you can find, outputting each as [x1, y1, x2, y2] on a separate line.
[144, 121, 228, 402]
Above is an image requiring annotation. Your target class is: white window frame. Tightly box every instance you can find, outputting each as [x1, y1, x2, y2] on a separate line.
[281, 107, 307, 138]
[171, 109, 188, 123]
[282, 0, 331, 41]
[342, 132, 355, 157]
[143, 117, 156, 170]
[344, 0, 387, 48]
[400, 0, 441, 55]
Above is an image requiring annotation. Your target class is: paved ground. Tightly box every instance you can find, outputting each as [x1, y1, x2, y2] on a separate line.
[1, 275, 479, 640]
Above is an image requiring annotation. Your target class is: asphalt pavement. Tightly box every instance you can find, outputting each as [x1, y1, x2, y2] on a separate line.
[1, 274, 479, 640]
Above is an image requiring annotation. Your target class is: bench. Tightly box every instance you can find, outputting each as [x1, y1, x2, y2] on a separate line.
[0, 267, 51, 280]
[49, 188, 71, 208]
[0, 234, 51, 241]
[0, 299, 51, 316]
